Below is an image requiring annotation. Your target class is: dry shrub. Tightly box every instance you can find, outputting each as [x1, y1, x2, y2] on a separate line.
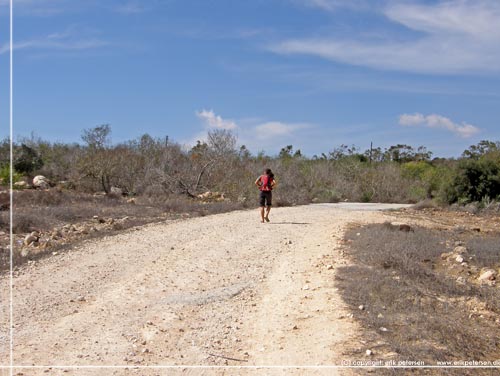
[337, 224, 500, 374]
[0, 191, 9, 211]
[0, 212, 8, 232]
[12, 213, 37, 233]
[466, 236, 500, 268]
[412, 198, 439, 210]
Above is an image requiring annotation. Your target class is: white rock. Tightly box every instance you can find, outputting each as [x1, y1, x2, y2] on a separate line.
[110, 186, 123, 196]
[14, 181, 28, 188]
[33, 175, 49, 189]
[478, 270, 496, 282]
[455, 255, 464, 263]
[366, 349, 373, 356]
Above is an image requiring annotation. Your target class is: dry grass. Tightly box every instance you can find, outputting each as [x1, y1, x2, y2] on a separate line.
[467, 236, 500, 269]
[0, 189, 247, 270]
[337, 224, 500, 375]
[0, 189, 246, 235]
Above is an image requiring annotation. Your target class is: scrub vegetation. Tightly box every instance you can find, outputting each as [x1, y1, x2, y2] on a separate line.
[338, 223, 500, 375]
[1, 126, 500, 239]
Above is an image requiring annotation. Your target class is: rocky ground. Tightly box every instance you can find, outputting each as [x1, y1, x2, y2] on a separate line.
[0, 204, 409, 376]
[1, 203, 498, 376]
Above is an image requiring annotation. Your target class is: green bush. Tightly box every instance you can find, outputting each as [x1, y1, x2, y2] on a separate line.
[448, 158, 500, 203]
[0, 164, 22, 185]
[13, 144, 43, 175]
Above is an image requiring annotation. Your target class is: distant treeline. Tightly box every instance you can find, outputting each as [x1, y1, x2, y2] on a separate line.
[1, 124, 500, 206]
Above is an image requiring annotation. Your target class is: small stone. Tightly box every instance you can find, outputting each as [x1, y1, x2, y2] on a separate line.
[379, 327, 388, 332]
[441, 252, 452, 260]
[454, 246, 467, 254]
[366, 349, 373, 356]
[358, 305, 365, 311]
[478, 270, 496, 282]
[76, 296, 86, 302]
[326, 264, 334, 270]
[455, 255, 464, 263]
[302, 285, 310, 291]
[23, 234, 37, 246]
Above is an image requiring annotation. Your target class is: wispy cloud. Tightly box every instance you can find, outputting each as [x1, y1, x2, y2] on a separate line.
[296, 0, 374, 12]
[0, 26, 109, 55]
[0, 0, 70, 16]
[399, 113, 480, 138]
[272, 0, 500, 74]
[0, 0, 155, 16]
[114, 1, 150, 14]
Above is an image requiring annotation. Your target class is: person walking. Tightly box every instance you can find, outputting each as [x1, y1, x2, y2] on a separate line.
[255, 168, 276, 223]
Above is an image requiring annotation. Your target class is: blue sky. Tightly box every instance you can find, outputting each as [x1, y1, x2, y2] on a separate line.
[1, 0, 500, 156]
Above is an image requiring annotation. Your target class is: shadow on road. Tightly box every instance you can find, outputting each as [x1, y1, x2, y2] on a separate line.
[267, 222, 311, 225]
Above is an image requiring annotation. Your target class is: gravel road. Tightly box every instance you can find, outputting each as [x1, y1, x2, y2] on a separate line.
[0, 204, 408, 375]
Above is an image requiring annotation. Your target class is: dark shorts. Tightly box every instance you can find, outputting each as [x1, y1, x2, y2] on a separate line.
[259, 191, 272, 207]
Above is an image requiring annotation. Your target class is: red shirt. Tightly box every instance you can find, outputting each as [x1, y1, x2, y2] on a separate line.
[259, 175, 274, 191]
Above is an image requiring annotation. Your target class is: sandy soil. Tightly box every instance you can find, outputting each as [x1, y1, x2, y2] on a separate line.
[0, 204, 407, 376]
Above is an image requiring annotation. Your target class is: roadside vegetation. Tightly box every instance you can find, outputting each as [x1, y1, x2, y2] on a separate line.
[338, 223, 500, 375]
[1, 125, 499, 206]
[1, 125, 499, 267]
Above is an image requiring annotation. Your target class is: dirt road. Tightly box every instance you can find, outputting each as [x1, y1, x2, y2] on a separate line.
[0, 204, 408, 375]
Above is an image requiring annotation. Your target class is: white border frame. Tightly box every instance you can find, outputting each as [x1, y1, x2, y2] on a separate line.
[4, 0, 500, 373]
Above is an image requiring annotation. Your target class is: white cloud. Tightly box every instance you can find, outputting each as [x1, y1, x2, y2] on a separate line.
[196, 109, 237, 130]
[399, 113, 480, 138]
[191, 110, 312, 153]
[272, 0, 500, 74]
[254, 121, 308, 138]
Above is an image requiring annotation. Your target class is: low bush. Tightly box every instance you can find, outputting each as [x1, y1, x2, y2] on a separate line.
[337, 224, 500, 374]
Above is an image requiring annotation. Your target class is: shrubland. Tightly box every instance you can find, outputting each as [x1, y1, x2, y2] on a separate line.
[0, 126, 499, 209]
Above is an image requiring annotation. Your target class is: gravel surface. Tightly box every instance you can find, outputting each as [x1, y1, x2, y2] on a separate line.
[0, 204, 404, 375]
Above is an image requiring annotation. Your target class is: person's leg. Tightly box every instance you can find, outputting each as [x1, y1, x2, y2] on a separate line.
[265, 192, 272, 221]
[259, 192, 266, 222]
